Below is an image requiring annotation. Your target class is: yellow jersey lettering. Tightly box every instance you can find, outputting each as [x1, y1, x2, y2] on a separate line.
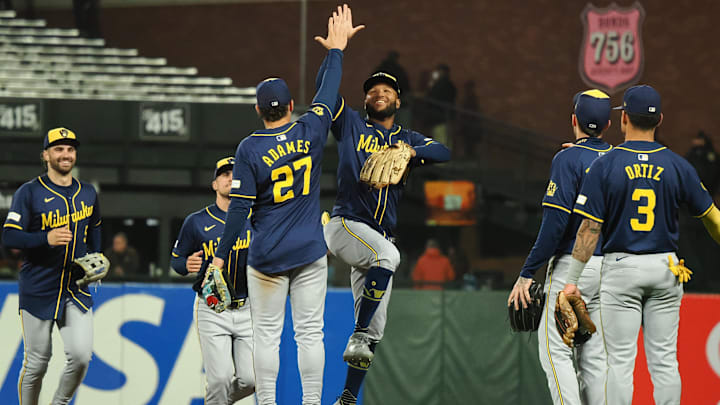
[276, 144, 287, 157]
[304, 140, 311, 154]
[285, 141, 296, 153]
[640, 163, 648, 178]
[268, 149, 279, 161]
[202, 239, 216, 260]
[262, 156, 274, 167]
[633, 164, 642, 179]
[296, 139, 304, 153]
[653, 166, 664, 181]
[357, 134, 372, 152]
[232, 230, 251, 251]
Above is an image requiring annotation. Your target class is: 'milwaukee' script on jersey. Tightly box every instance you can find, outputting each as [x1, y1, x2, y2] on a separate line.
[202, 231, 251, 260]
[41, 201, 94, 230]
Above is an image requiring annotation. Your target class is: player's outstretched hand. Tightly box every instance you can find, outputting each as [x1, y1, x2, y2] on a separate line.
[314, 4, 364, 51]
[507, 275, 533, 310]
[47, 226, 73, 246]
[186, 250, 203, 273]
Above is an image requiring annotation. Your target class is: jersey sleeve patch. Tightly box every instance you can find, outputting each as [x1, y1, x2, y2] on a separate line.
[545, 180, 558, 197]
[6, 211, 20, 222]
[576, 194, 588, 205]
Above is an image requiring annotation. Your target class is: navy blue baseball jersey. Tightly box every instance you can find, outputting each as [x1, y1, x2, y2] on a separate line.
[574, 140, 714, 253]
[214, 48, 344, 273]
[226, 107, 331, 273]
[2, 175, 101, 320]
[171, 204, 250, 299]
[520, 137, 610, 277]
[314, 58, 450, 237]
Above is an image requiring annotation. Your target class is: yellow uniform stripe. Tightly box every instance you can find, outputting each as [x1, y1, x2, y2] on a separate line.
[614, 146, 667, 154]
[573, 208, 604, 223]
[67, 182, 82, 300]
[18, 310, 27, 404]
[374, 188, 383, 219]
[693, 203, 714, 219]
[341, 218, 379, 267]
[378, 184, 390, 225]
[333, 98, 345, 121]
[205, 206, 226, 225]
[78, 288, 91, 297]
[38, 176, 71, 320]
[544, 268, 564, 405]
[572, 144, 612, 153]
[3, 223, 22, 230]
[229, 194, 256, 199]
[542, 202, 572, 214]
[251, 122, 297, 137]
[172, 252, 180, 257]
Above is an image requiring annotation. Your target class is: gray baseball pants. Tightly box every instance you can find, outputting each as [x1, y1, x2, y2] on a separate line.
[18, 298, 93, 405]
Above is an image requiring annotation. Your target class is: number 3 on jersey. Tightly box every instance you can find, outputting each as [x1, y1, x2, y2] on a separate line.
[271, 156, 312, 203]
[630, 188, 656, 231]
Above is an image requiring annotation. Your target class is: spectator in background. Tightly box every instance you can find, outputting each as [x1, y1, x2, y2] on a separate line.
[106, 232, 140, 277]
[425, 64, 457, 148]
[686, 130, 720, 195]
[412, 239, 455, 290]
[374, 50, 411, 99]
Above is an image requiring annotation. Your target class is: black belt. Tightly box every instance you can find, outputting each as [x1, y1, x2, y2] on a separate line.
[228, 298, 246, 309]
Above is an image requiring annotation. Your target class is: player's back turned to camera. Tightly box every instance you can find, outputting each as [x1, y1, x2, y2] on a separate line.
[507, 90, 612, 405]
[209, 6, 361, 405]
[562, 85, 720, 405]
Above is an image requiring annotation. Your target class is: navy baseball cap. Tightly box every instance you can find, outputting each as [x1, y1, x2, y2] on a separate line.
[44, 127, 79, 149]
[573, 89, 611, 133]
[613, 85, 661, 116]
[363, 72, 401, 95]
[256, 78, 291, 108]
[214, 156, 234, 178]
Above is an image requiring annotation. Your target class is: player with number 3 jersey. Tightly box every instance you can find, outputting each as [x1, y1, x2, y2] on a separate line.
[563, 85, 720, 404]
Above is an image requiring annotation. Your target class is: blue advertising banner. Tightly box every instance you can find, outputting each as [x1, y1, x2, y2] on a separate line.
[0, 282, 357, 404]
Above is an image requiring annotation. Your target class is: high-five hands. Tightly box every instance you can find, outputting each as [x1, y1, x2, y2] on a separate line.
[314, 4, 365, 51]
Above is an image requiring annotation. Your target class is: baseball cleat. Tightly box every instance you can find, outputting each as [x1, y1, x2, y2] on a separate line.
[333, 389, 357, 405]
[343, 331, 374, 362]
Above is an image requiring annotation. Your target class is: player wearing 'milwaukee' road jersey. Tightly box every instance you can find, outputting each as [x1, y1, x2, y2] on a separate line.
[208, 7, 361, 405]
[316, 62, 450, 404]
[563, 85, 720, 405]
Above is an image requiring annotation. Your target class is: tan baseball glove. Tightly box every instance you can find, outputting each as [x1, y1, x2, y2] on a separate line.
[359, 141, 413, 189]
[554, 291, 596, 347]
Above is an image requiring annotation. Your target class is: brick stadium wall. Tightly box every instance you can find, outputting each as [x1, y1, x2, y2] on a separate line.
[36, 0, 720, 154]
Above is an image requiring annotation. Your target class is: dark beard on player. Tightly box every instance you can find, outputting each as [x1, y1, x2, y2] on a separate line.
[365, 101, 397, 121]
[48, 159, 74, 175]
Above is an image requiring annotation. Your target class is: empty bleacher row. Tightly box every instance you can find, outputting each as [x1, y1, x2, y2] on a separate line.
[0, 9, 254, 103]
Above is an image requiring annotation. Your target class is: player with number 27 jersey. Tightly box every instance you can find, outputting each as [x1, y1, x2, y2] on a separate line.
[228, 103, 330, 273]
[574, 141, 713, 252]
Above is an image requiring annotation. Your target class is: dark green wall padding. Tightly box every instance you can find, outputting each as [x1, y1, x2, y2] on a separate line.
[364, 290, 553, 405]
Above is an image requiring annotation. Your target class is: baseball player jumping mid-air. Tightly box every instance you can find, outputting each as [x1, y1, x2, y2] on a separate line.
[316, 45, 450, 405]
[562, 85, 720, 404]
[171, 157, 254, 404]
[2, 128, 105, 405]
[207, 5, 361, 405]
[508, 90, 612, 405]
